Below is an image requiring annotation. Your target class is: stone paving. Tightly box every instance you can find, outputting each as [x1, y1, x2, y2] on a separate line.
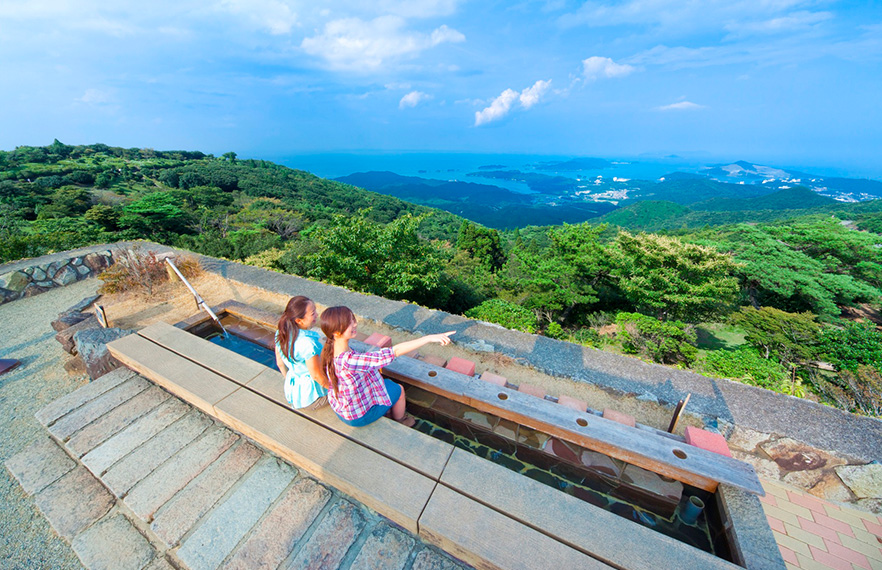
[5, 368, 471, 570]
[761, 478, 882, 569]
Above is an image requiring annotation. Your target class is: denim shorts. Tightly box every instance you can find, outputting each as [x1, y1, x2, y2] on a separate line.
[336, 379, 402, 427]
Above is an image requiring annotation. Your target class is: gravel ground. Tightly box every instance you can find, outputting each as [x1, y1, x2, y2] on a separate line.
[0, 279, 102, 570]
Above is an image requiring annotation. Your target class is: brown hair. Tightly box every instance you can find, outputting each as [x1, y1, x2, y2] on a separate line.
[319, 306, 356, 394]
[277, 296, 313, 361]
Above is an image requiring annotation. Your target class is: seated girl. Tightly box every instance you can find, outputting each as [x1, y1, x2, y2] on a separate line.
[319, 306, 454, 427]
[275, 296, 329, 410]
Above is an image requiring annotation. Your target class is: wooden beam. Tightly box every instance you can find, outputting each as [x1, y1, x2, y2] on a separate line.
[381, 354, 763, 495]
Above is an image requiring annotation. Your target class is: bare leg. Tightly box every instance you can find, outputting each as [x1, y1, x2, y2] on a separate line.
[391, 383, 407, 420]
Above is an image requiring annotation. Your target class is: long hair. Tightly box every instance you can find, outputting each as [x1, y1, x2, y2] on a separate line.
[277, 296, 313, 361]
[319, 306, 355, 394]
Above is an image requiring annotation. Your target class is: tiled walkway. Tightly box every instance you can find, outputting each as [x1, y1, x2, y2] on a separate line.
[761, 478, 882, 570]
[5, 368, 470, 570]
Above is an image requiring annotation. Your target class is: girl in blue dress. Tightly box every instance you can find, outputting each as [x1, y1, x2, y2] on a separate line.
[275, 296, 329, 409]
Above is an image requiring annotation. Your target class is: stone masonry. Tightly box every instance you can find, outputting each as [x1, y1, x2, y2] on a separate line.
[5, 367, 471, 570]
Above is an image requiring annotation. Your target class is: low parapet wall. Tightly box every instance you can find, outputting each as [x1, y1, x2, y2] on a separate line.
[12, 242, 882, 510]
[0, 244, 119, 304]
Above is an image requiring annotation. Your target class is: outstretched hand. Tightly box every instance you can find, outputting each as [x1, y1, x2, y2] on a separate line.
[427, 331, 456, 346]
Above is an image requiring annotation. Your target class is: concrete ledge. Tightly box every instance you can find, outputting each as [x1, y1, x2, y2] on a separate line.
[213, 386, 436, 534]
[419, 484, 613, 570]
[107, 334, 240, 416]
[440, 448, 743, 570]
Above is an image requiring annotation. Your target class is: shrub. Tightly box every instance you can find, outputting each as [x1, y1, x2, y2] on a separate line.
[544, 322, 564, 339]
[570, 328, 603, 348]
[807, 366, 882, 416]
[616, 312, 697, 365]
[465, 299, 537, 333]
[99, 246, 200, 296]
[819, 322, 882, 373]
[700, 347, 799, 395]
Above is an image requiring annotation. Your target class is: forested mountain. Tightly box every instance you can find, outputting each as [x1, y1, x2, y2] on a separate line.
[3, 141, 881, 416]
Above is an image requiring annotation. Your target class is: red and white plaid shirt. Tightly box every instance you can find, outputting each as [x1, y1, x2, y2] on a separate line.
[328, 347, 395, 420]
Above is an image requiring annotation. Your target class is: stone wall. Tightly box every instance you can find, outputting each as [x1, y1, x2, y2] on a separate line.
[0, 249, 114, 305]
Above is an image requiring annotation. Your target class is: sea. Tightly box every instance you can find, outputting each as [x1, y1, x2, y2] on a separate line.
[270, 152, 711, 194]
[268, 152, 879, 191]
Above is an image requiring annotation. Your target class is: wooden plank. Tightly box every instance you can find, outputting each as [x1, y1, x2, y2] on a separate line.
[419, 484, 613, 570]
[440, 448, 740, 570]
[245, 368, 455, 480]
[382, 354, 763, 495]
[213, 387, 436, 534]
[137, 321, 266, 386]
[107, 334, 240, 416]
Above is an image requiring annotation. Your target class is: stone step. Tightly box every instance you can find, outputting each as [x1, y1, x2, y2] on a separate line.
[12, 369, 471, 570]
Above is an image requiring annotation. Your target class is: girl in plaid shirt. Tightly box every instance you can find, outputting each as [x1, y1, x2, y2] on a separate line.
[319, 306, 454, 427]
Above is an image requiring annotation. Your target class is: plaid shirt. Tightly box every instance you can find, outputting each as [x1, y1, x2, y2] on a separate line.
[328, 347, 395, 420]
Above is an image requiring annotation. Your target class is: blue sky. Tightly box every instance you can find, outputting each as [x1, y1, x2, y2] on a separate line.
[1, 1, 881, 175]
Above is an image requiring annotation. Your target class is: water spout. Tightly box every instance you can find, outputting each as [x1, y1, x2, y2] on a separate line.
[165, 258, 229, 338]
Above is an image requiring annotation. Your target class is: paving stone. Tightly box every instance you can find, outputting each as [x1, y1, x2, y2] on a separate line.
[418, 354, 447, 367]
[71, 513, 155, 570]
[364, 332, 392, 348]
[761, 437, 843, 473]
[82, 398, 191, 476]
[444, 357, 476, 377]
[223, 477, 332, 570]
[349, 522, 415, 570]
[144, 556, 177, 570]
[4, 436, 76, 495]
[35, 368, 135, 427]
[175, 456, 297, 570]
[102, 410, 214, 497]
[285, 500, 365, 570]
[151, 441, 264, 548]
[836, 464, 882, 500]
[49, 376, 151, 441]
[735, 450, 782, 480]
[728, 426, 773, 453]
[33, 466, 115, 540]
[410, 547, 468, 570]
[66, 386, 171, 458]
[124, 425, 238, 521]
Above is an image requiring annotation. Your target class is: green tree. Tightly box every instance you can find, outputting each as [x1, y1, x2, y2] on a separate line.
[119, 192, 190, 236]
[700, 347, 795, 394]
[464, 298, 537, 333]
[457, 221, 505, 271]
[616, 312, 697, 365]
[730, 306, 821, 365]
[36, 187, 93, 219]
[303, 212, 450, 307]
[84, 205, 121, 231]
[819, 322, 882, 373]
[691, 224, 882, 317]
[611, 232, 739, 321]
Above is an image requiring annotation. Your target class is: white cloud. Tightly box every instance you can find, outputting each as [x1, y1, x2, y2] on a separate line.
[218, 0, 298, 35]
[474, 79, 552, 126]
[300, 16, 464, 70]
[519, 79, 551, 109]
[656, 101, 705, 111]
[474, 89, 519, 126]
[399, 90, 432, 108]
[77, 88, 115, 105]
[582, 56, 635, 80]
[724, 10, 832, 37]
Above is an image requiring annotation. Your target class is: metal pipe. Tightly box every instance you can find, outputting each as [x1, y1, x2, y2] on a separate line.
[165, 258, 229, 337]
